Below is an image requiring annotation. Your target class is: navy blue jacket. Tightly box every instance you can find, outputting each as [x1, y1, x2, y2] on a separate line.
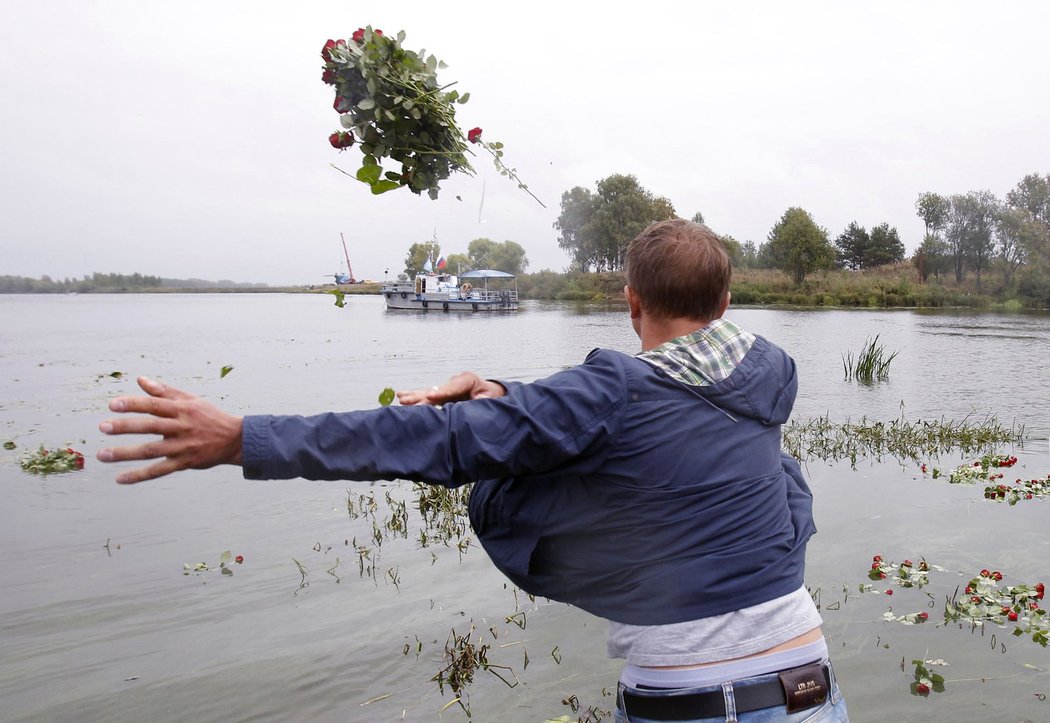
[242, 336, 815, 625]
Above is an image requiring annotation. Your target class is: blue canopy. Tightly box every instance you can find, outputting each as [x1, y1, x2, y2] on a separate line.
[459, 269, 516, 279]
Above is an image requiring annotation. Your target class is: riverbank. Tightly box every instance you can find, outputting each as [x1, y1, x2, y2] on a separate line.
[6, 265, 1047, 310]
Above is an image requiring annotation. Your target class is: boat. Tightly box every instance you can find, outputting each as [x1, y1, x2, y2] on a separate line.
[380, 269, 519, 312]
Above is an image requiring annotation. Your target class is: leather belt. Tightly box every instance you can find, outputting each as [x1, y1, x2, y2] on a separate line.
[619, 660, 832, 721]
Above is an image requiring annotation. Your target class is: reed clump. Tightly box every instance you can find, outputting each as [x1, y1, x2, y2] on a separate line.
[842, 335, 899, 383]
[783, 414, 1025, 467]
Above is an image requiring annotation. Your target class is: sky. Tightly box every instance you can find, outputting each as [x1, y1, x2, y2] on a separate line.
[2, 1, 1049, 285]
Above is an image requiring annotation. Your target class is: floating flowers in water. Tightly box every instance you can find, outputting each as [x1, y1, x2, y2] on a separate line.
[19, 445, 85, 474]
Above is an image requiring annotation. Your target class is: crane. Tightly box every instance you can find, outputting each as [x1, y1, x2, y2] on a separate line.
[330, 233, 356, 285]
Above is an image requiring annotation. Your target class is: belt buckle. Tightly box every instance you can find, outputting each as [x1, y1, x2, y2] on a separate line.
[778, 661, 828, 713]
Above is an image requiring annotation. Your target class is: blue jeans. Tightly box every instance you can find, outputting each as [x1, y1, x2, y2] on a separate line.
[614, 661, 848, 723]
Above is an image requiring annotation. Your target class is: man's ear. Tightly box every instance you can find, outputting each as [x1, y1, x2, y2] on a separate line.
[716, 290, 731, 319]
[624, 285, 643, 319]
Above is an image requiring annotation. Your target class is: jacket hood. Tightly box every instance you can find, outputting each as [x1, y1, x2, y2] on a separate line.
[685, 335, 798, 425]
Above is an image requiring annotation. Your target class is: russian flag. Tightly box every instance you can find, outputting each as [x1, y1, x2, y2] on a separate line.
[436, 256, 447, 270]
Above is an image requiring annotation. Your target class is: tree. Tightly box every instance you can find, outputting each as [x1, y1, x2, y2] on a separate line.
[717, 234, 742, 266]
[765, 208, 835, 284]
[554, 186, 597, 271]
[915, 192, 951, 236]
[444, 253, 472, 274]
[834, 222, 869, 270]
[995, 207, 1037, 286]
[1005, 173, 1050, 226]
[946, 191, 998, 287]
[691, 211, 705, 225]
[554, 174, 675, 271]
[912, 233, 951, 282]
[488, 240, 529, 275]
[467, 238, 528, 275]
[866, 223, 905, 267]
[739, 240, 759, 268]
[1005, 173, 1050, 267]
[404, 240, 440, 274]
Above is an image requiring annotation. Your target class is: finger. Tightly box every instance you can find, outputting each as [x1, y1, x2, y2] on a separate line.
[115, 458, 182, 485]
[99, 416, 182, 437]
[138, 376, 194, 401]
[97, 439, 179, 464]
[395, 388, 431, 405]
[108, 395, 181, 417]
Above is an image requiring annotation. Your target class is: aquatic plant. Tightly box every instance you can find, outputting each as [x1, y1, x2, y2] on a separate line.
[782, 414, 1024, 467]
[842, 334, 899, 383]
[431, 622, 519, 716]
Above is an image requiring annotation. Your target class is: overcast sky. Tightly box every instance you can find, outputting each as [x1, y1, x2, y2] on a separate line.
[2, 1, 1048, 285]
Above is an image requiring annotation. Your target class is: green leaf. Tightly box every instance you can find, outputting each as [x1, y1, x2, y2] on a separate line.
[378, 387, 395, 407]
[3, 441, 16, 450]
[220, 550, 232, 564]
[326, 289, 346, 308]
[458, 92, 470, 104]
[219, 365, 234, 379]
[370, 180, 402, 195]
[357, 98, 375, 110]
[356, 164, 381, 185]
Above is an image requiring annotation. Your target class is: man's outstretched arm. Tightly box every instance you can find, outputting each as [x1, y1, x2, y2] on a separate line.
[97, 376, 243, 484]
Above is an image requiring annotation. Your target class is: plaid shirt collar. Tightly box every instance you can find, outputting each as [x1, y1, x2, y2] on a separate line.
[636, 318, 756, 387]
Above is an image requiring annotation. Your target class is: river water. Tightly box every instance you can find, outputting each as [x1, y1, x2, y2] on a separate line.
[1, 294, 1048, 722]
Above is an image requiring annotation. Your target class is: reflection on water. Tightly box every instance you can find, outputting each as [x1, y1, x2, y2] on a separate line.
[1, 295, 1049, 722]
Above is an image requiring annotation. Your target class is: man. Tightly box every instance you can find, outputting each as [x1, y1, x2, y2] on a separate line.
[99, 219, 847, 722]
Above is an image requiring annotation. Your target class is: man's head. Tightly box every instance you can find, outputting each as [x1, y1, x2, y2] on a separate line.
[624, 219, 731, 322]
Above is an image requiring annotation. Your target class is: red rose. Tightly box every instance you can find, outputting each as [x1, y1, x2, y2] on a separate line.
[980, 569, 990, 577]
[873, 555, 882, 563]
[1001, 606, 1011, 615]
[992, 571, 1003, 581]
[321, 39, 346, 61]
[885, 589, 893, 595]
[916, 682, 930, 696]
[971, 596, 981, 603]
[329, 132, 353, 149]
[917, 612, 929, 621]
[965, 586, 973, 594]
[74, 457, 84, 469]
[374, 29, 383, 37]
[878, 572, 886, 579]
[871, 562, 881, 570]
[321, 69, 337, 85]
[352, 28, 366, 43]
[920, 464, 927, 473]
[235, 555, 244, 564]
[467, 127, 483, 144]
[333, 96, 353, 113]
[902, 560, 913, 568]
[1008, 611, 1019, 621]
[1030, 602, 1039, 610]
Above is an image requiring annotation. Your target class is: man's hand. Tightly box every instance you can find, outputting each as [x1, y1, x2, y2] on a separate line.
[97, 376, 243, 485]
[396, 371, 506, 406]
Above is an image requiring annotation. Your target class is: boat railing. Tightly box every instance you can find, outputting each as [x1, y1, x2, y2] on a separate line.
[449, 289, 518, 302]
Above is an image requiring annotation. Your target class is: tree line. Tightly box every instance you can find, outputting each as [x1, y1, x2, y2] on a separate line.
[402, 238, 529, 276]
[552, 171, 1050, 302]
[0, 273, 270, 293]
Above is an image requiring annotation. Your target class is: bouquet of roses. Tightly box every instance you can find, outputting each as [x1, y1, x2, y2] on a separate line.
[321, 27, 541, 205]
